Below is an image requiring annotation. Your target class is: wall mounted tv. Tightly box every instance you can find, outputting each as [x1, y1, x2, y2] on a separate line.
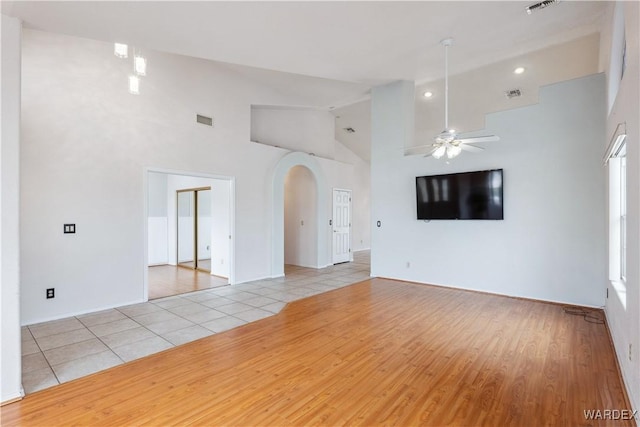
[416, 169, 503, 220]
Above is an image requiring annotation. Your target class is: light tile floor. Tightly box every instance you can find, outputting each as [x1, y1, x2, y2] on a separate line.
[21, 251, 370, 394]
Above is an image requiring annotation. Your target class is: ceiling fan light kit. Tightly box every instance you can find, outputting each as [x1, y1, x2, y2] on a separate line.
[422, 37, 500, 160]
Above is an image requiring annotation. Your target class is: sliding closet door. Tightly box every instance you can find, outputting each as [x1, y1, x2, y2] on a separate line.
[177, 187, 212, 272]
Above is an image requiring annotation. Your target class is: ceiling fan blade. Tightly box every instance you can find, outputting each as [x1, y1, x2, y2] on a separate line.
[460, 144, 484, 153]
[456, 135, 500, 144]
[404, 144, 436, 156]
[423, 147, 440, 157]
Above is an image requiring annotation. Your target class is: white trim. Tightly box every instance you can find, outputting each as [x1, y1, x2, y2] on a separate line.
[603, 122, 627, 165]
[610, 280, 627, 309]
[603, 311, 637, 415]
[21, 299, 143, 326]
[1, 390, 24, 406]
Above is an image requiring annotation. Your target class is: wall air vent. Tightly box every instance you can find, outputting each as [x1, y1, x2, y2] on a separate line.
[343, 127, 356, 133]
[505, 88, 522, 99]
[525, 0, 559, 15]
[196, 114, 213, 126]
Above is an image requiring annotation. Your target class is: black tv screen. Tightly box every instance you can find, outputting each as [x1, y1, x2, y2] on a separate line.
[416, 169, 503, 220]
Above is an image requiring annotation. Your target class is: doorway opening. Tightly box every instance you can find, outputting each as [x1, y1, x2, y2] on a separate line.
[271, 152, 330, 278]
[145, 170, 234, 300]
[284, 166, 318, 269]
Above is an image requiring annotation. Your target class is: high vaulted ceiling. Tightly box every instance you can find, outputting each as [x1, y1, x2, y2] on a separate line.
[3, 1, 609, 162]
[3, 1, 607, 109]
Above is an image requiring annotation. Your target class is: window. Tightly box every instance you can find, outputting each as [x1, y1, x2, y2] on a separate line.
[620, 155, 626, 281]
[606, 124, 627, 308]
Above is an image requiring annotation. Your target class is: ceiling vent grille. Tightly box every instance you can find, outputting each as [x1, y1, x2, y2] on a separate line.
[343, 127, 356, 133]
[196, 114, 213, 126]
[505, 88, 522, 99]
[525, 0, 559, 15]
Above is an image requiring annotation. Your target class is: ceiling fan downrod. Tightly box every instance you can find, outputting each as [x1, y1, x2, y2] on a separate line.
[441, 37, 454, 132]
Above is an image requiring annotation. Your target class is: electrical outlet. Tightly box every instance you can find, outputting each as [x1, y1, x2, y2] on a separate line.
[46, 288, 55, 299]
[629, 344, 632, 361]
[220, 259, 224, 265]
[63, 224, 76, 234]
[406, 262, 411, 268]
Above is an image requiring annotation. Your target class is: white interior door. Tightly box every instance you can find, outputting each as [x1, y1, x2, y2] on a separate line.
[332, 189, 351, 264]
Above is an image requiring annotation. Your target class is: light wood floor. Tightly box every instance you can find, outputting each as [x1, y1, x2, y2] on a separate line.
[148, 265, 227, 300]
[3, 278, 632, 426]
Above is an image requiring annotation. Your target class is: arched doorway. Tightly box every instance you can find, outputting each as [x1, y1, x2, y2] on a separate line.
[284, 166, 317, 268]
[272, 152, 329, 277]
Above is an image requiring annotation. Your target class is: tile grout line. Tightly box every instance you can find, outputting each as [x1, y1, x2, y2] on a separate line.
[112, 306, 177, 352]
[75, 315, 128, 365]
[144, 294, 257, 336]
[24, 326, 63, 387]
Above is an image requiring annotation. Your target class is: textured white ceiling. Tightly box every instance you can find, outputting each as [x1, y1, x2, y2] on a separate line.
[2, 1, 608, 161]
[3, 1, 607, 105]
[334, 32, 603, 162]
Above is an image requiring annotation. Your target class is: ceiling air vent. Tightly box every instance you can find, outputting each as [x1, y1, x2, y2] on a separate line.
[343, 127, 356, 133]
[525, 0, 559, 15]
[505, 88, 522, 99]
[196, 114, 213, 126]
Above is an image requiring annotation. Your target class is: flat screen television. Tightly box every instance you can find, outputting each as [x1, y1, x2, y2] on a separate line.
[416, 169, 503, 220]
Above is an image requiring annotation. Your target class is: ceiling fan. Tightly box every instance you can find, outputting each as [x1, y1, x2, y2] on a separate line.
[411, 38, 500, 160]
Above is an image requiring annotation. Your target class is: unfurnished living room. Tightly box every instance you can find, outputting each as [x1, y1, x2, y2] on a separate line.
[1, 1, 638, 426]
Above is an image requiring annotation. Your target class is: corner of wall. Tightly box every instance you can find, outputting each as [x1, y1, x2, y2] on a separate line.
[1, 13, 24, 405]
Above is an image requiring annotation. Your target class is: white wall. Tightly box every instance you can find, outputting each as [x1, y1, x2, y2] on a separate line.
[1, 14, 24, 404]
[19, 29, 367, 324]
[600, 1, 640, 412]
[414, 34, 601, 146]
[371, 74, 606, 307]
[284, 166, 317, 267]
[334, 140, 371, 251]
[148, 172, 168, 265]
[370, 80, 416, 275]
[251, 107, 335, 159]
[252, 106, 372, 259]
[210, 180, 230, 278]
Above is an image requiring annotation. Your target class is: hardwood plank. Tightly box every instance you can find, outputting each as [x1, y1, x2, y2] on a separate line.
[2, 279, 633, 426]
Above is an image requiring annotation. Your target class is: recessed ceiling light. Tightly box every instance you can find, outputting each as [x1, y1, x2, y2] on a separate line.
[423, 91, 433, 98]
[514, 67, 525, 75]
[114, 43, 128, 59]
[129, 75, 140, 95]
[134, 56, 147, 76]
